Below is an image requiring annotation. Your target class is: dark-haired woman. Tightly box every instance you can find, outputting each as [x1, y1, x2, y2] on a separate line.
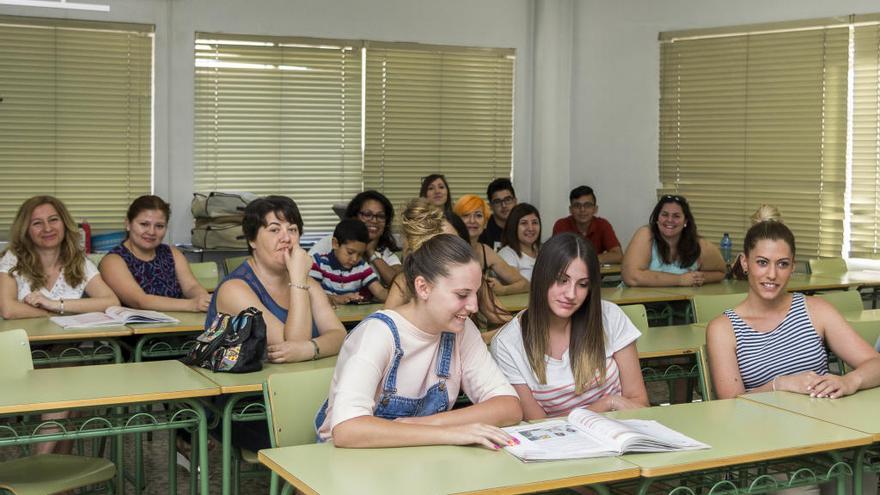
[317, 233, 522, 448]
[208, 195, 345, 363]
[622, 195, 725, 287]
[498, 203, 541, 281]
[100, 195, 211, 312]
[309, 190, 402, 286]
[0, 195, 118, 319]
[708, 221, 880, 400]
[419, 174, 453, 212]
[491, 233, 648, 420]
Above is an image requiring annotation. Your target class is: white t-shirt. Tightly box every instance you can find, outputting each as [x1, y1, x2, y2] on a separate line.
[490, 301, 640, 417]
[317, 309, 517, 441]
[308, 234, 401, 266]
[0, 251, 99, 301]
[498, 246, 536, 281]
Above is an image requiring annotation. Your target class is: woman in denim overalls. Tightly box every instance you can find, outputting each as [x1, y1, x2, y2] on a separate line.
[316, 234, 522, 449]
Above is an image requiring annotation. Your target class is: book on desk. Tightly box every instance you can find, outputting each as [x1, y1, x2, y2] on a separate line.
[50, 306, 179, 329]
[503, 407, 709, 462]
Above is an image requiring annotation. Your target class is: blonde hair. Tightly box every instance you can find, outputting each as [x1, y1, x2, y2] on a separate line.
[7, 195, 87, 290]
[452, 194, 490, 225]
[750, 204, 782, 225]
[400, 198, 445, 258]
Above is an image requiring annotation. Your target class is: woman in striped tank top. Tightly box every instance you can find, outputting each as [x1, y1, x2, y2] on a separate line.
[708, 221, 880, 400]
[491, 233, 648, 419]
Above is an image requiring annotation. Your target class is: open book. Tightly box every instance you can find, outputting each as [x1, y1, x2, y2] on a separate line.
[50, 306, 179, 329]
[503, 407, 709, 462]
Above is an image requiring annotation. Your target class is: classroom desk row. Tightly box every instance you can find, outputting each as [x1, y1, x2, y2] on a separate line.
[258, 390, 880, 495]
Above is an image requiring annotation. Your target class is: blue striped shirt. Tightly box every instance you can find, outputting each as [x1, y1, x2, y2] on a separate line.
[725, 292, 828, 391]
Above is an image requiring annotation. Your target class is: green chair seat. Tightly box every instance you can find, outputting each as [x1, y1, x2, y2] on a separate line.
[816, 290, 864, 313]
[0, 454, 115, 495]
[809, 257, 847, 275]
[224, 255, 248, 276]
[620, 304, 649, 331]
[190, 261, 220, 292]
[692, 293, 747, 324]
[240, 448, 259, 464]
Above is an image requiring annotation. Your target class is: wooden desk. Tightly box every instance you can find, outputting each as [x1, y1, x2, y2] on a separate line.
[334, 302, 381, 324]
[612, 398, 870, 478]
[258, 442, 639, 495]
[0, 317, 128, 364]
[0, 360, 219, 494]
[786, 273, 853, 292]
[601, 263, 622, 276]
[637, 324, 704, 359]
[814, 270, 880, 289]
[128, 311, 207, 361]
[193, 357, 338, 495]
[654, 280, 749, 298]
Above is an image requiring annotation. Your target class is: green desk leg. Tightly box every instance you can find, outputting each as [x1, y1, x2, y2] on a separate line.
[221, 393, 260, 495]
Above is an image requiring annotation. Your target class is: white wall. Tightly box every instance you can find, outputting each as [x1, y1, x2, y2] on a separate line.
[0, 0, 534, 242]
[570, 0, 880, 249]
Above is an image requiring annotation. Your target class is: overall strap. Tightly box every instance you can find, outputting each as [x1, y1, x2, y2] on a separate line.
[365, 312, 404, 394]
[434, 332, 455, 379]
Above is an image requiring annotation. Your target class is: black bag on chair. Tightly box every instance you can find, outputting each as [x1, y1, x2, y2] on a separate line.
[182, 307, 267, 373]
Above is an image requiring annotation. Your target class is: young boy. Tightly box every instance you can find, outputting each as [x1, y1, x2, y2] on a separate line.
[479, 178, 517, 250]
[310, 218, 388, 305]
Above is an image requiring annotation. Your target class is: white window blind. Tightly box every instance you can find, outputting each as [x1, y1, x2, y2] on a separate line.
[194, 34, 363, 234]
[659, 27, 848, 259]
[850, 23, 880, 258]
[0, 16, 153, 234]
[363, 43, 514, 213]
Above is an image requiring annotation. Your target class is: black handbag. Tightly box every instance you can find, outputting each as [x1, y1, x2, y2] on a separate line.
[182, 307, 267, 373]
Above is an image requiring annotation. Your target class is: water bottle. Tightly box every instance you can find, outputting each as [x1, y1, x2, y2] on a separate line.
[720, 232, 732, 264]
[78, 218, 91, 253]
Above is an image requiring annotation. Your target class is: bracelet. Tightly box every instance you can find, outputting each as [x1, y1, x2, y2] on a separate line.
[309, 338, 320, 361]
[289, 281, 310, 291]
[59, 298, 65, 315]
[772, 376, 777, 392]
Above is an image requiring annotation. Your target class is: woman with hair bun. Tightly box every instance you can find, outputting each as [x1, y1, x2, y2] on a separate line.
[317, 233, 522, 447]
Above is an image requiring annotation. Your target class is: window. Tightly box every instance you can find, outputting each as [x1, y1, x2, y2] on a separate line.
[194, 34, 515, 233]
[0, 16, 153, 234]
[850, 22, 880, 257]
[364, 43, 514, 212]
[659, 25, 848, 259]
[194, 34, 363, 234]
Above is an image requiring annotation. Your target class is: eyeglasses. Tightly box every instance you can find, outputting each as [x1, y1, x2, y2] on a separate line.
[571, 201, 596, 210]
[358, 211, 387, 222]
[661, 194, 688, 204]
[490, 196, 516, 207]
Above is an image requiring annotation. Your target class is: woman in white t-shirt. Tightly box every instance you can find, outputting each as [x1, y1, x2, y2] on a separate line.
[491, 233, 648, 419]
[317, 233, 522, 449]
[498, 203, 541, 281]
[0, 195, 118, 319]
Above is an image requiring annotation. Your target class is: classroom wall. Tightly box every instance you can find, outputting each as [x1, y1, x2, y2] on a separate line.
[569, 0, 880, 249]
[0, 0, 535, 243]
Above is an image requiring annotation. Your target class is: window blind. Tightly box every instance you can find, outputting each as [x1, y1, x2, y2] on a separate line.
[0, 16, 153, 235]
[850, 23, 880, 258]
[194, 34, 362, 234]
[363, 43, 514, 213]
[659, 27, 848, 259]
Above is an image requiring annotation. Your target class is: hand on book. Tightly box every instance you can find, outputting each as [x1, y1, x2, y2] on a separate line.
[607, 395, 644, 412]
[444, 423, 517, 451]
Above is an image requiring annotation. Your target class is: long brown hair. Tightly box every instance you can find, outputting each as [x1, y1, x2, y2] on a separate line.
[7, 195, 87, 289]
[521, 233, 605, 394]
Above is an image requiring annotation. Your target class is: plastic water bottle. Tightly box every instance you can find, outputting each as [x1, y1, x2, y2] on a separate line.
[720, 232, 732, 264]
[77, 218, 91, 253]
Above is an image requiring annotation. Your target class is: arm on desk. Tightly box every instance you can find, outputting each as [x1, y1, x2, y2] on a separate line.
[598, 245, 623, 265]
[333, 415, 515, 450]
[0, 273, 49, 318]
[485, 247, 528, 296]
[383, 274, 408, 309]
[622, 227, 686, 287]
[805, 297, 880, 398]
[100, 252, 209, 312]
[697, 239, 726, 283]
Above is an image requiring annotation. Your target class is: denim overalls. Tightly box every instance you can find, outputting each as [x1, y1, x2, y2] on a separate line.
[315, 312, 456, 434]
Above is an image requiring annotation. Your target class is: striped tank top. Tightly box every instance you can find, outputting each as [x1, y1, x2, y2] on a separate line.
[724, 292, 828, 391]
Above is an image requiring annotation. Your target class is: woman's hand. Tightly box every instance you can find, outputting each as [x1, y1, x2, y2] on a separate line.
[284, 247, 313, 285]
[23, 291, 60, 312]
[775, 371, 823, 395]
[608, 395, 643, 411]
[804, 373, 859, 399]
[266, 340, 309, 363]
[190, 293, 211, 312]
[679, 271, 705, 287]
[444, 423, 518, 451]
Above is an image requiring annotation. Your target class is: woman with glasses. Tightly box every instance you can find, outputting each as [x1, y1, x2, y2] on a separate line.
[622, 195, 725, 287]
[309, 191, 402, 286]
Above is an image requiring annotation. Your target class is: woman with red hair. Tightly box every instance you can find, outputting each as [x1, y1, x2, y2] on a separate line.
[454, 195, 528, 296]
